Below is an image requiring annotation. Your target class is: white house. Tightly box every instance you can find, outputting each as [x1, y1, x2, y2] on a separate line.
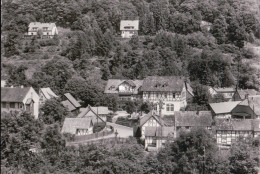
[1, 87, 39, 119]
[120, 20, 139, 38]
[61, 117, 94, 135]
[27, 22, 58, 38]
[39, 87, 59, 106]
[142, 76, 190, 115]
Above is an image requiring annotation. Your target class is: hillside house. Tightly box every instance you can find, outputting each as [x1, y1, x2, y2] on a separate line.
[231, 95, 260, 119]
[209, 101, 241, 119]
[61, 93, 81, 114]
[1, 87, 39, 118]
[27, 22, 58, 38]
[77, 105, 107, 123]
[104, 79, 143, 108]
[142, 76, 191, 115]
[215, 119, 254, 146]
[232, 89, 259, 101]
[145, 127, 174, 151]
[61, 118, 93, 135]
[208, 87, 236, 101]
[39, 87, 59, 106]
[174, 111, 212, 137]
[120, 20, 139, 38]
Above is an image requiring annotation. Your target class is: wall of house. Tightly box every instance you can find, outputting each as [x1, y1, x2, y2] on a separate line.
[216, 130, 252, 146]
[121, 30, 138, 38]
[76, 126, 93, 135]
[23, 87, 39, 119]
[118, 82, 134, 93]
[141, 118, 161, 138]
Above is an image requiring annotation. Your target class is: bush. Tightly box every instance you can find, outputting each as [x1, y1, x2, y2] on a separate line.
[115, 117, 138, 127]
[93, 122, 106, 133]
[42, 53, 50, 59]
[39, 39, 56, 47]
[47, 46, 56, 52]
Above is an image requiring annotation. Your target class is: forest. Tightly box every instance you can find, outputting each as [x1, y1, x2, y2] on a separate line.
[1, 0, 260, 109]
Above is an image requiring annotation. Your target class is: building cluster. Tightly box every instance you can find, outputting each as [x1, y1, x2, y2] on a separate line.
[104, 76, 260, 151]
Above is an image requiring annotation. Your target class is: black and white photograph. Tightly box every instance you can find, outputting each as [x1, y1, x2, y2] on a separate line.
[1, 0, 260, 173]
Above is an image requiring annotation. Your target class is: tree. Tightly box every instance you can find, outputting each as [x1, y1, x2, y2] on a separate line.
[6, 64, 28, 87]
[209, 93, 226, 103]
[40, 98, 70, 125]
[211, 15, 228, 44]
[124, 100, 136, 115]
[37, 29, 43, 39]
[4, 31, 20, 57]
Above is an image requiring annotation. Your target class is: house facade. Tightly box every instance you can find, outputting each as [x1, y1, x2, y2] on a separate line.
[142, 76, 189, 115]
[120, 20, 139, 38]
[39, 87, 59, 106]
[104, 79, 143, 108]
[215, 119, 254, 146]
[1, 87, 39, 119]
[145, 127, 174, 151]
[27, 22, 58, 38]
[61, 118, 93, 136]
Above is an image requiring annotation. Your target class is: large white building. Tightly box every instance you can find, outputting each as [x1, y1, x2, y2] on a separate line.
[27, 22, 58, 38]
[120, 20, 139, 38]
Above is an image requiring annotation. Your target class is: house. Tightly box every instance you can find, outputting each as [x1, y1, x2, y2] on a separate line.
[1, 80, 6, 87]
[232, 89, 259, 101]
[231, 95, 260, 119]
[141, 76, 191, 115]
[27, 22, 58, 38]
[208, 87, 236, 101]
[1, 87, 39, 119]
[39, 88, 59, 106]
[77, 105, 107, 123]
[209, 101, 241, 119]
[61, 117, 93, 135]
[215, 119, 254, 146]
[61, 93, 81, 114]
[104, 79, 143, 108]
[138, 111, 163, 139]
[174, 111, 212, 137]
[253, 119, 260, 137]
[120, 20, 139, 38]
[145, 127, 174, 151]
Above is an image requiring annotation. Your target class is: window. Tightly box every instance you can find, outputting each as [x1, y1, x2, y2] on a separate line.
[166, 104, 174, 111]
[33, 27, 37, 30]
[172, 93, 176, 98]
[43, 27, 48, 30]
[10, 102, 15, 108]
[164, 93, 167, 99]
[47, 32, 49, 35]
[2, 102, 6, 108]
[31, 33, 34, 35]
[19, 103, 23, 109]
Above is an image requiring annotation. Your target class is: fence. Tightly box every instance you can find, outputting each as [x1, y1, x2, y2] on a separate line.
[73, 125, 114, 142]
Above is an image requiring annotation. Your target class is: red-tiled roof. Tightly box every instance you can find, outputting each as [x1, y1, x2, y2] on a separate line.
[1, 87, 31, 102]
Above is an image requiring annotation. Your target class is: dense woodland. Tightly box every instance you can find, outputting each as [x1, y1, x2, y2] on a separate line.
[1, 0, 260, 173]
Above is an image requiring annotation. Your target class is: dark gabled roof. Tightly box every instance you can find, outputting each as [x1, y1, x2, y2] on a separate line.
[214, 87, 236, 93]
[175, 111, 212, 127]
[209, 101, 241, 114]
[61, 117, 93, 134]
[64, 93, 81, 108]
[145, 127, 174, 137]
[215, 119, 253, 131]
[104, 79, 143, 94]
[77, 105, 105, 122]
[1, 87, 31, 102]
[238, 95, 260, 115]
[61, 100, 76, 111]
[236, 89, 258, 100]
[161, 115, 175, 127]
[139, 111, 163, 127]
[141, 76, 185, 92]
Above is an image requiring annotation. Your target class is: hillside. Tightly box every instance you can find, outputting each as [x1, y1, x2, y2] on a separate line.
[1, 0, 260, 103]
